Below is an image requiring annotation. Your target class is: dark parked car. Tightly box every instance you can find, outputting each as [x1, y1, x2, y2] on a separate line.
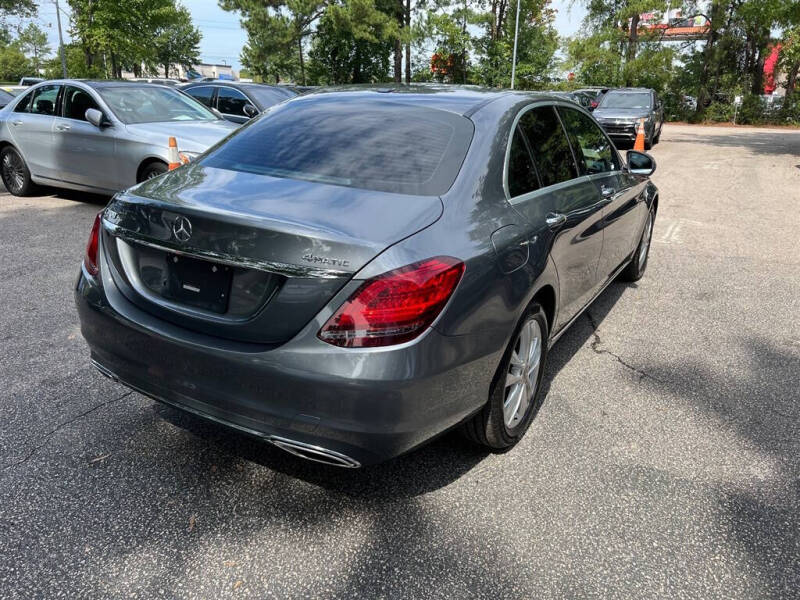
[76, 88, 658, 467]
[180, 81, 296, 123]
[574, 88, 610, 110]
[593, 87, 664, 149]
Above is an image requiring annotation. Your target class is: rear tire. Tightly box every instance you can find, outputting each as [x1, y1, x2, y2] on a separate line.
[620, 207, 655, 282]
[1, 146, 38, 196]
[139, 161, 168, 182]
[462, 304, 549, 450]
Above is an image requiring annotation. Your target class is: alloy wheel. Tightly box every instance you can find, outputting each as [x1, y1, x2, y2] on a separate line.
[2, 151, 25, 194]
[503, 318, 543, 428]
[639, 211, 654, 268]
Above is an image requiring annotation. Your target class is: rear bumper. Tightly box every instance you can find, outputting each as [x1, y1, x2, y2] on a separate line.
[75, 264, 504, 466]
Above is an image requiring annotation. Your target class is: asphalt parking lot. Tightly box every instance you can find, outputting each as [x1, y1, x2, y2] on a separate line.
[1, 123, 799, 599]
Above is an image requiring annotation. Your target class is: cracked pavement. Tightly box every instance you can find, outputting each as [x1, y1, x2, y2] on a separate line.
[1, 124, 799, 598]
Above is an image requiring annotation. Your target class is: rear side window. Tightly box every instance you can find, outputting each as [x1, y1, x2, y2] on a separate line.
[185, 85, 215, 108]
[518, 106, 577, 187]
[217, 87, 249, 116]
[29, 85, 60, 115]
[557, 106, 620, 175]
[202, 96, 474, 196]
[507, 126, 539, 198]
[15, 85, 60, 115]
[13, 90, 32, 112]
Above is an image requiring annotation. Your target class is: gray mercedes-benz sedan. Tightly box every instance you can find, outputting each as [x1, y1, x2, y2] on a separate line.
[75, 86, 658, 467]
[0, 80, 237, 196]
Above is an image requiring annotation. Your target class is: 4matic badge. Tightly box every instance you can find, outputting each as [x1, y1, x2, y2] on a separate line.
[302, 253, 350, 268]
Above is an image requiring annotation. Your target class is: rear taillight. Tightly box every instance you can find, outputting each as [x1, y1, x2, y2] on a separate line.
[84, 212, 102, 276]
[318, 257, 465, 348]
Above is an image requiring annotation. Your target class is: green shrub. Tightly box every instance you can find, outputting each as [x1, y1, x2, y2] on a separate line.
[704, 101, 733, 122]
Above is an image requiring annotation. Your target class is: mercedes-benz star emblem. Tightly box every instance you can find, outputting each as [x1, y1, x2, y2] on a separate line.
[172, 216, 192, 243]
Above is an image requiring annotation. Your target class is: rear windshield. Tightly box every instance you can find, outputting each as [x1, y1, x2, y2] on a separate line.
[245, 85, 296, 108]
[201, 96, 474, 195]
[599, 92, 652, 110]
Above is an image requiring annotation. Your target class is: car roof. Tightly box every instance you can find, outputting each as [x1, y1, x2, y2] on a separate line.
[606, 87, 653, 93]
[292, 84, 564, 117]
[33, 79, 177, 90]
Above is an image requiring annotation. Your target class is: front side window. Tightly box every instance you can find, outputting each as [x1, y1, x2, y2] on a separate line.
[217, 87, 249, 116]
[558, 107, 620, 175]
[98, 86, 217, 124]
[518, 106, 577, 188]
[201, 96, 474, 196]
[62, 86, 100, 121]
[507, 126, 539, 198]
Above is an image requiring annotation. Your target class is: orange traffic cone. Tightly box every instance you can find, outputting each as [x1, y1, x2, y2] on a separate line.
[633, 119, 646, 152]
[167, 136, 181, 170]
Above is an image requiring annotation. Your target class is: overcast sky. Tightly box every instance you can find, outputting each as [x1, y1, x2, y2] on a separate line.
[36, 0, 587, 72]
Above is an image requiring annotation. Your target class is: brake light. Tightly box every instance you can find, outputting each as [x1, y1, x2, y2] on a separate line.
[318, 257, 465, 348]
[84, 212, 102, 276]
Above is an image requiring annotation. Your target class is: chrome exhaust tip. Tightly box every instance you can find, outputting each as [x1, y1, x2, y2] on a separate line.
[269, 436, 361, 468]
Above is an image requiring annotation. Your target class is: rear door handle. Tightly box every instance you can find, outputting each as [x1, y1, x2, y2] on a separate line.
[545, 212, 567, 229]
[11, 120, 22, 126]
[56, 124, 71, 132]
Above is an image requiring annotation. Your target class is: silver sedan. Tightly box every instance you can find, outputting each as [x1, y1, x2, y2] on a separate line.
[0, 79, 238, 196]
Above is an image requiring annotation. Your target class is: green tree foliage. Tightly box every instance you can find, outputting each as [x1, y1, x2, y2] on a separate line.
[220, 0, 332, 85]
[473, 0, 558, 88]
[566, 0, 800, 124]
[43, 43, 105, 78]
[17, 23, 50, 73]
[307, 0, 396, 83]
[0, 42, 28, 81]
[152, 5, 202, 77]
[222, 0, 558, 86]
[68, 0, 201, 78]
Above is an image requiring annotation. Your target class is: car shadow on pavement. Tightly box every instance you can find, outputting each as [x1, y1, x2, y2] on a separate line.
[157, 406, 491, 499]
[156, 280, 633, 500]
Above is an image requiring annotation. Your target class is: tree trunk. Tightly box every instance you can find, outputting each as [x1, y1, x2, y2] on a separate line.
[110, 52, 118, 80]
[164, 63, 170, 78]
[298, 37, 306, 85]
[626, 14, 639, 65]
[394, 38, 402, 83]
[696, 1, 724, 117]
[404, 0, 411, 83]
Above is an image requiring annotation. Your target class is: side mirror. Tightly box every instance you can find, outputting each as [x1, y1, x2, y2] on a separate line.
[85, 108, 109, 128]
[243, 103, 258, 118]
[627, 150, 656, 176]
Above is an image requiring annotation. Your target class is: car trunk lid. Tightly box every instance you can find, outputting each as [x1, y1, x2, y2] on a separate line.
[102, 164, 443, 344]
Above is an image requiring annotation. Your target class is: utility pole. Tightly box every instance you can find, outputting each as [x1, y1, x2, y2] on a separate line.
[510, 0, 520, 89]
[54, 0, 67, 78]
